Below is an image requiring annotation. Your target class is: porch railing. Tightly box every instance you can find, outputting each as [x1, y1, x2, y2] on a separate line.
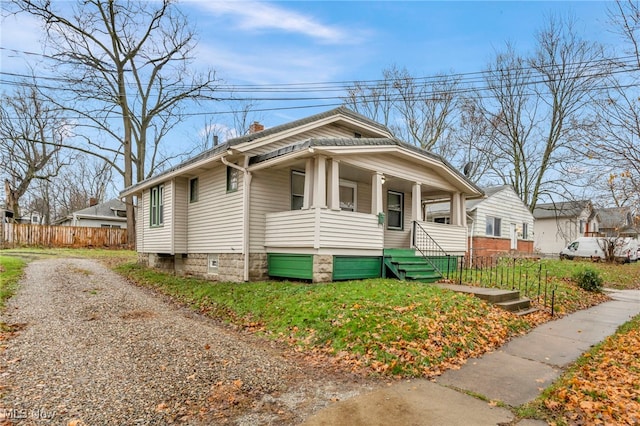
[411, 220, 460, 277]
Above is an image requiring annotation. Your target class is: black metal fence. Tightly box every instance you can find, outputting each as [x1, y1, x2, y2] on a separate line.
[443, 256, 558, 314]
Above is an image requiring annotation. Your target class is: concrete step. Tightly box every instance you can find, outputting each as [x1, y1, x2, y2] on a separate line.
[496, 298, 531, 312]
[437, 284, 520, 304]
[514, 307, 539, 316]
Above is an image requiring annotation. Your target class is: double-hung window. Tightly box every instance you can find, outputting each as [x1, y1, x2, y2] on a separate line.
[387, 191, 404, 230]
[486, 216, 501, 237]
[227, 166, 240, 192]
[339, 180, 357, 212]
[291, 171, 305, 210]
[150, 185, 164, 227]
[189, 177, 199, 203]
[522, 222, 529, 239]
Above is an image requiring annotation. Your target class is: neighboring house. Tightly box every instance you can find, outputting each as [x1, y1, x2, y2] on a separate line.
[121, 107, 483, 283]
[53, 199, 127, 228]
[425, 185, 535, 257]
[2, 207, 43, 224]
[532, 200, 599, 255]
[595, 206, 638, 238]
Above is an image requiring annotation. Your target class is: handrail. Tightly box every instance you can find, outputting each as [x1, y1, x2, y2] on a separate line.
[411, 221, 452, 276]
[412, 221, 449, 257]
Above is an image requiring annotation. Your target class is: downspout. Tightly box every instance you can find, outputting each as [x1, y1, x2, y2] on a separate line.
[221, 154, 252, 282]
[467, 212, 475, 268]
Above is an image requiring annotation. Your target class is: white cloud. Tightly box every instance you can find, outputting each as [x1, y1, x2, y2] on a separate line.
[194, 42, 350, 85]
[192, 1, 352, 44]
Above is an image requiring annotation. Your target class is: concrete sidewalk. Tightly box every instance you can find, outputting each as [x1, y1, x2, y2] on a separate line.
[302, 289, 640, 426]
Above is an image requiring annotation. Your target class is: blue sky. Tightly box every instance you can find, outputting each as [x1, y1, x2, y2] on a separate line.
[0, 1, 622, 133]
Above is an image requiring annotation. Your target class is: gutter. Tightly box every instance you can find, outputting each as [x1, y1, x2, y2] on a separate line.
[221, 153, 252, 282]
[467, 212, 475, 268]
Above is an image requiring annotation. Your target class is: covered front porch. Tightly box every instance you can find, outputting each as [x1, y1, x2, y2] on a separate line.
[253, 143, 478, 282]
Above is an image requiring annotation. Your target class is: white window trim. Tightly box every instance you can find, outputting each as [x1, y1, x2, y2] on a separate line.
[387, 190, 404, 230]
[339, 179, 358, 212]
[189, 177, 199, 203]
[150, 184, 164, 227]
[486, 216, 501, 237]
[291, 170, 305, 210]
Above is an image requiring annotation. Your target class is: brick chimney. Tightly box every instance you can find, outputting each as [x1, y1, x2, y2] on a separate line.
[249, 121, 264, 134]
[89, 197, 98, 207]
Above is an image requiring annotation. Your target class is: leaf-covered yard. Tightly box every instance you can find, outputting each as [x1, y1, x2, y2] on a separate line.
[114, 260, 624, 378]
[523, 314, 640, 425]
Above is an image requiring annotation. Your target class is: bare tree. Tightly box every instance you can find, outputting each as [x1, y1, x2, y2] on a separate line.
[9, 0, 220, 242]
[342, 65, 460, 151]
[592, 1, 640, 211]
[0, 86, 69, 221]
[477, 16, 608, 211]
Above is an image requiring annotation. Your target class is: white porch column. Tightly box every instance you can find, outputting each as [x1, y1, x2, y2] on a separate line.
[451, 192, 463, 226]
[371, 173, 383, 215]
[327, 159, 340, 210]
[312, 155, 327, 209]
[303, 158, 314, 209]
[460, 194, 467, 227]
[412, 183, 422, 222]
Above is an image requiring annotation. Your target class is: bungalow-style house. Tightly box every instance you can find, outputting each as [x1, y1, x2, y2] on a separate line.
[532, 200, 599, 255]
[595, 206, 638, 238]
[53, 199, 127, 228]
[121, 107, 483, 283]
[425, 185, 535, 257]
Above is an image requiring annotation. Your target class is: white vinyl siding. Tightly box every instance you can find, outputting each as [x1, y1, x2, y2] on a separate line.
[141, 182, 173, 252]
[173, 177, 188, 253]
[188, 166, 243, 252]
[414, 221, 468, 255]
[265, 209, 383, 250]
[245, 124, 366, 156]
[340, 154, 457, 192]
[384, 189, 412, 248]
[250, 168, 291, 252]
[470, 188, 534, 240]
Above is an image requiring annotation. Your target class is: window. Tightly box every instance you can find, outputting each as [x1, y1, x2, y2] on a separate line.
[189, 177, 199, 203]
[522, 222, 529, 239]
[339, 180, 357, 212]
[387, 191, 404, 230]
[579, 220, 585, 234]
[150, 184, 164, 227]
[486, 216, 501, 237]
[434, 217, 451, 224]
[227, 166, 240, 192]
[291, 171, 305, 210]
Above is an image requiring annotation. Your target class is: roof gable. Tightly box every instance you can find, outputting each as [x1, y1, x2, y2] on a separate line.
[532, 200, 592, 219]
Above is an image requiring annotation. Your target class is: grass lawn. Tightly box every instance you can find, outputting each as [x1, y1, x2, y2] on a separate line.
[2, 248, 637, 382]
[0, 256, 26, 310]
[519, 314, 640, 425]
[115, 263, 531, 377]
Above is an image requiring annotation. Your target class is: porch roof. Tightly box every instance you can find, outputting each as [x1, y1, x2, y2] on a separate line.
[248, 137, 484, 197]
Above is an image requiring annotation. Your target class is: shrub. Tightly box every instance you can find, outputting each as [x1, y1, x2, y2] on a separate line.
[572, 268, 604, 292]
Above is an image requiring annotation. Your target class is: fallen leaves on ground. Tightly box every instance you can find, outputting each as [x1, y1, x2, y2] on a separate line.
[541, 321, 640, 425]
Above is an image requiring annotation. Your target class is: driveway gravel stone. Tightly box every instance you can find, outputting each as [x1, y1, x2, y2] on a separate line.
[0, 258, 372, 425]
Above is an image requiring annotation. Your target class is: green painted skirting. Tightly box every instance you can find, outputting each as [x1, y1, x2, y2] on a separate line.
[267, 253, 313, 280]
[333, 256, 382, 280]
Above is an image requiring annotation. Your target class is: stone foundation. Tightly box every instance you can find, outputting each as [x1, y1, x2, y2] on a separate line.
[137, 251, 292, 283]
[312, 255, 333, 283]
[249, 253, 268, 281]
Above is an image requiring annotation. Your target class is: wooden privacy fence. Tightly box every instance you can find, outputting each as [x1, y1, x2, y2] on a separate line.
[1, 223, 129, 249]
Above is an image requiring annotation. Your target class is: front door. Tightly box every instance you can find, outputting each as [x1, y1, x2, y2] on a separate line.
[510, 223, 517, 250]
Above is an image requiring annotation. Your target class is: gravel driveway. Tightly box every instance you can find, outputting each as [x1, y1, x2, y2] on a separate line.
[0, 258, 372, 425]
